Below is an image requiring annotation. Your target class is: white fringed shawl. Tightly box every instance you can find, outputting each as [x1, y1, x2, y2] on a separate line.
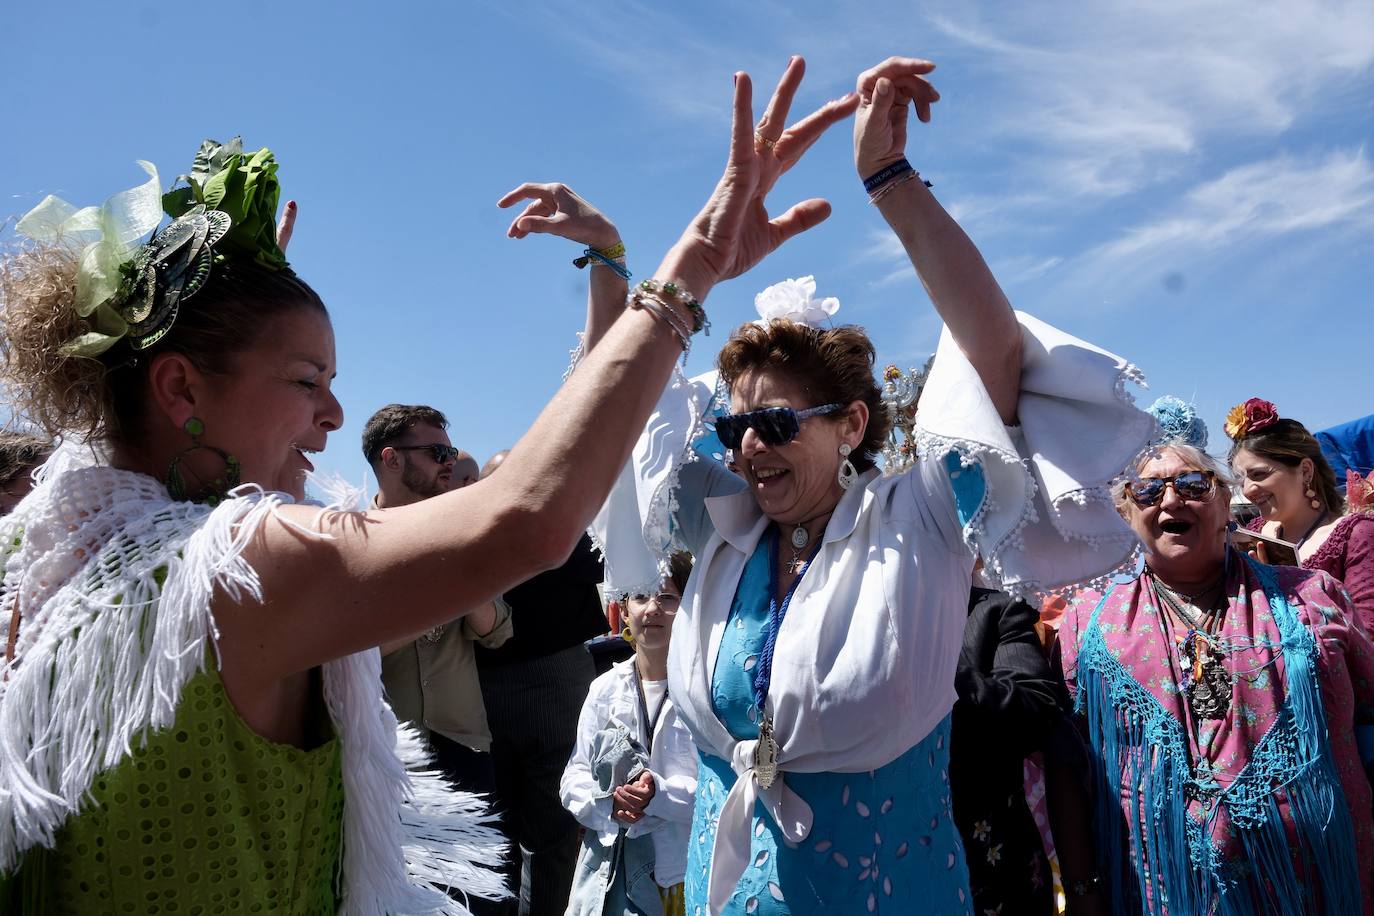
[0, 454, 507, 914]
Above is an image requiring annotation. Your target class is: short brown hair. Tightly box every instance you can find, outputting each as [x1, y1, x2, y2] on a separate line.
[0, 242, 326, 444]
[1228, 418, 1344, 514]
[361, 404, 449, 466]
[716, 321, 889, 471]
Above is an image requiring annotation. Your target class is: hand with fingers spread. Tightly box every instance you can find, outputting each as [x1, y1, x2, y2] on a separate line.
[496, 182, 620, 250]
[853, 56, 940, 178]
[666, 56, 858, 295]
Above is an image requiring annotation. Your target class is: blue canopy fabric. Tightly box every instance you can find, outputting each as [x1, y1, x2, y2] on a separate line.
[1317, 414, 1374, 490]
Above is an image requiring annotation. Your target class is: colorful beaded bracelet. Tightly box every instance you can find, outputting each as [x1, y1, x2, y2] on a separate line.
[635, 279, 710, 335]
[629, 291, 693, 361]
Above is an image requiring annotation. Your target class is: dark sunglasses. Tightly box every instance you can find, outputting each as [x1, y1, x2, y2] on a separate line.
[1126, 470, 1216, 508]
[715, 403, 843, 450]
[392, 443, 460, 464]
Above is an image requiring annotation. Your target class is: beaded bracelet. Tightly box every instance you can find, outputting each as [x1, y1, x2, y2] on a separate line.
[635, 279, 710, 335]
[629, 291, 693, 360]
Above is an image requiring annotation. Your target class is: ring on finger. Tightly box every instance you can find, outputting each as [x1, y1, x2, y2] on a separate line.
[754, 130, 778, 150]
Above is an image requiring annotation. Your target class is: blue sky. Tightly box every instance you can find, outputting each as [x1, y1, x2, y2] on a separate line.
[4, 1, 1372, 492]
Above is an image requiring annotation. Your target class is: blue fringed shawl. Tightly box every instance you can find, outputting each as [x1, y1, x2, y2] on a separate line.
[1075, 557, 1363, 914]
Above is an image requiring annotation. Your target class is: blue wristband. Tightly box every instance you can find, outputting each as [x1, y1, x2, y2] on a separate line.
[573, 248, 632, 281]
[862, 159, 914, 193]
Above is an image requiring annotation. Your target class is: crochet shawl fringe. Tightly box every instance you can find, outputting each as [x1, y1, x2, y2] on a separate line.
[0, 461, 507, 914]
[1075, 561, 1362, 915]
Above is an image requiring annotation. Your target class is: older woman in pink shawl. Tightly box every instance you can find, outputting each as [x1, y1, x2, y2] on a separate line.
[1058, 443, 1374, 915]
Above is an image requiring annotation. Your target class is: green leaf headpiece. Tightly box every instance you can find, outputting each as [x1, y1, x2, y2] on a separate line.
[15, 138, 288, 358]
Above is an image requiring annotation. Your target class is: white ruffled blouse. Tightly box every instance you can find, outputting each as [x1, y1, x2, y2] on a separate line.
[591, 312, 1156, 911]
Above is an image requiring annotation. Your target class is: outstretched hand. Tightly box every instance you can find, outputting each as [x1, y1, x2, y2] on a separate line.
[853, 57, 940, 178]
[670, 57, 858, 292]
[497, 183, 620, 250]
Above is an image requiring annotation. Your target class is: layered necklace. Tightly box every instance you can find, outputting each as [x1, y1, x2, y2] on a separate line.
[1150, 570, 1232, 720]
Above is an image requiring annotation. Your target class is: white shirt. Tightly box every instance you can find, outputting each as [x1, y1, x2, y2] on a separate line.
[594, 312, 1155, 912]
[560, 658, 697, 887]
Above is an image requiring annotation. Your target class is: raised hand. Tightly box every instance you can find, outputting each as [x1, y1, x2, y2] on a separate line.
[853, 56, 940, 178]
[497, 182, 620, 250]
[668, 57, 858, 294]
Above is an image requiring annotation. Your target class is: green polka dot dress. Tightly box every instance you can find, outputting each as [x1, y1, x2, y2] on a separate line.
[3, 663, 344, 914]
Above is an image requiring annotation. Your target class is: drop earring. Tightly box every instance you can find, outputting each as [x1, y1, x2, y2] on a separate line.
[1305, 481, 1321, 511]
[166, 417, 241, 505]
[837, 443, 858, 491]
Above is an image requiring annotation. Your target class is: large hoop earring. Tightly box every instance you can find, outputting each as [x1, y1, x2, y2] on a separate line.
[620, 625, 635, 644]
[837, 443, 858, 491]
[166, 417, 241, 506]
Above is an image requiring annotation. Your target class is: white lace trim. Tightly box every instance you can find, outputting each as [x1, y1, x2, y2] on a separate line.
[914, 430, 1041, 598]
[592, 365, 716, 601]
[913, 355, 1149, 602]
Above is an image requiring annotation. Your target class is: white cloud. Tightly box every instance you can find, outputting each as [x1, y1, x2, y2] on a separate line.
[1056, 148, 1374, 296]
[926, 0, 1374, 198]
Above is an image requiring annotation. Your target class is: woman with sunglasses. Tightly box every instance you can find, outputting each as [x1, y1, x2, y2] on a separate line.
[562, 553, 697, 916]
[564, 57, 1154, 915]
[0, 62, 858, 913]
[1057, 442, 1374, 914]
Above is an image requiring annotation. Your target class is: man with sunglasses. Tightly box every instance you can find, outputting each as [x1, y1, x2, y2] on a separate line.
[361, 403, 513, 812]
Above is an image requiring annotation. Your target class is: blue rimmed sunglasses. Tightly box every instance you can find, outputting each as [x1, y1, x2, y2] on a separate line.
[714, 403, 843, 450]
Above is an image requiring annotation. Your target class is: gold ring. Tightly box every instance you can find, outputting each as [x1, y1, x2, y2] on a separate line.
[754, 130, 777, 150]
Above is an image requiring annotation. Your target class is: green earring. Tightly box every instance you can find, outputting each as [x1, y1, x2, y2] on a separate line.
[166, 416, 241, 505]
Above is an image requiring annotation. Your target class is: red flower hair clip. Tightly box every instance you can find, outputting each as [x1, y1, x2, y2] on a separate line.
[1224, 397, 1280, 440]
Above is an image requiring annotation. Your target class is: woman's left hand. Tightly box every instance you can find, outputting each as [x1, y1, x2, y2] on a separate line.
[853, 56, 940, 178]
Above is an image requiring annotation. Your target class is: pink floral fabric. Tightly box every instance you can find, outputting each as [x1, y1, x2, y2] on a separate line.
[1060, 561, 1374, 912]
[1246, 513, 1374, 633]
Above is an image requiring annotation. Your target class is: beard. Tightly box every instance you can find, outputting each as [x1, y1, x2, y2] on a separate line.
[401, 458, 451, 501]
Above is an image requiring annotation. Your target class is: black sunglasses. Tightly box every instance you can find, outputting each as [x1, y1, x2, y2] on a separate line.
[715, 403, 843, 450]
[392, 443, 460, 464]
[1126, 470, 1216, 508]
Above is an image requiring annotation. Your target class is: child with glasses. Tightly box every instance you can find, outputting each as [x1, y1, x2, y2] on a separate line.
[561, 553, 696, 916]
